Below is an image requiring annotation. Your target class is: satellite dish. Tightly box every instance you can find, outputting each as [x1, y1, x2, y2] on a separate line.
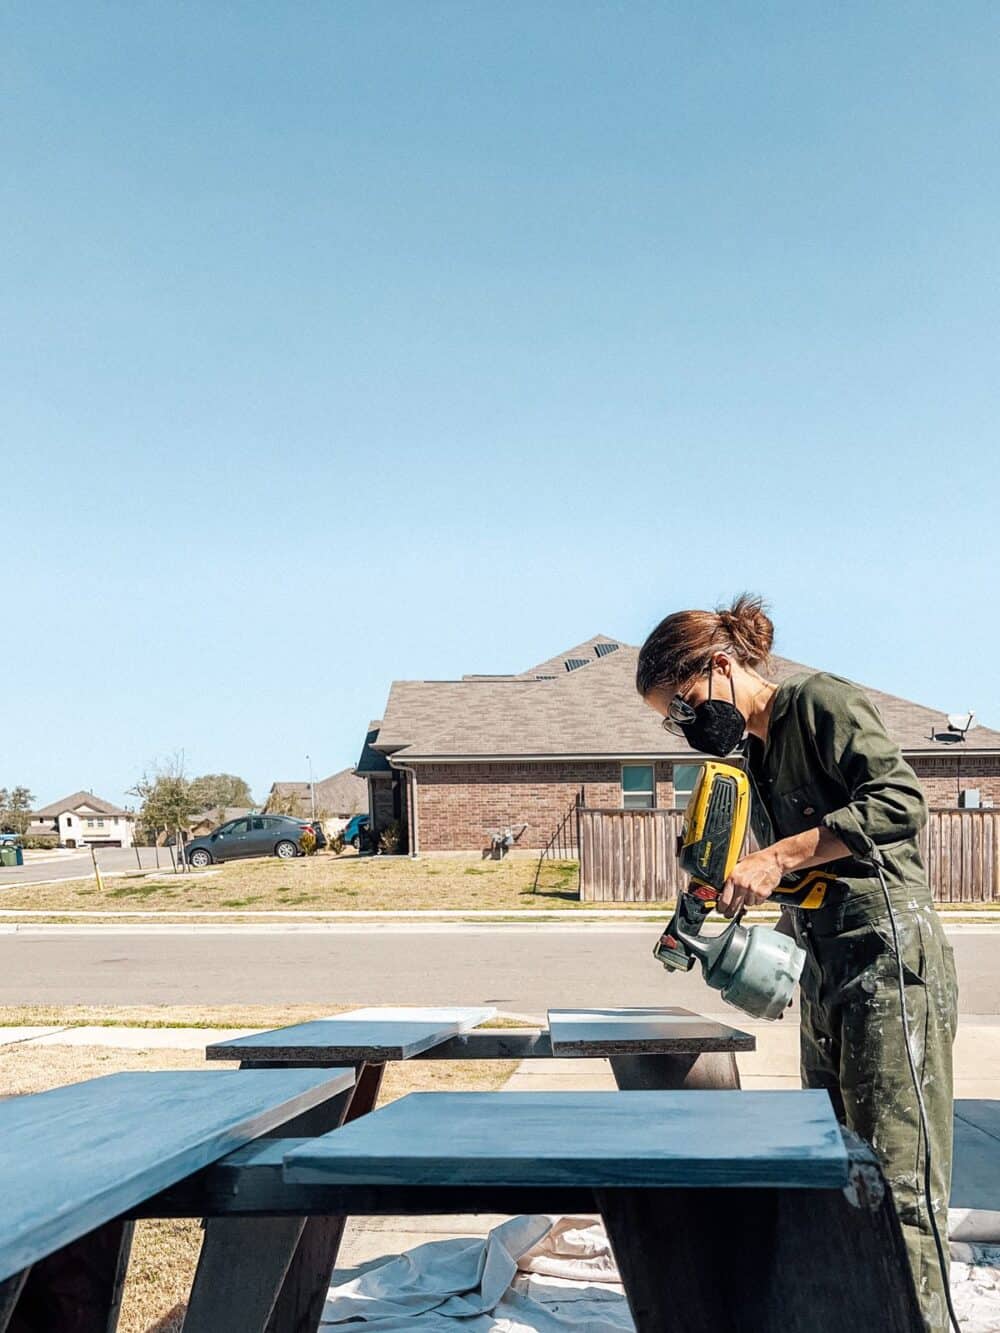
[947, 712, 976, 734]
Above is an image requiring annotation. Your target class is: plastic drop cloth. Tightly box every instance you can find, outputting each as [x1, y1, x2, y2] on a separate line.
[321, 1214, 633, 1331]
[322, 1210, 1000, 1332]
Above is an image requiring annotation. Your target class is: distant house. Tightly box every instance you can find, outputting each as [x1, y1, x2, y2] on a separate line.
[30, 791, 135, 849]
[263, 767, 367, 830]
[359, 635, 1000, 855]
[184, 806, 255, 839]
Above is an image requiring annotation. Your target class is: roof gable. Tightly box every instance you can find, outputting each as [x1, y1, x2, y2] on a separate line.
[34, 790, 128, 818]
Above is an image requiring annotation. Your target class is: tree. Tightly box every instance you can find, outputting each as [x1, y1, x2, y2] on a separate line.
[188, 773, 254, 812]
[129, 756, 198, 849]
[0, 786, 34, 835]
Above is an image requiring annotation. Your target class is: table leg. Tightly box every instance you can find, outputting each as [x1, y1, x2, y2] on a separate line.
[3, 1218, 133, 1333]
[608, 1051, 741, 1090]
[597, 1135, 922, 1332]
[181, 1218, 306, 1333]
[0, 1272, 29, 1333]
[264, 1061, 386, 1333]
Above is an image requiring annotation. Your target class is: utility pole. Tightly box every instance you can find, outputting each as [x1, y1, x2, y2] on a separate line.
[306, 753, 316, 822]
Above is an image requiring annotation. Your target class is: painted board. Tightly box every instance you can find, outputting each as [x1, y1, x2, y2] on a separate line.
[0, 1068, 353, 1283]
[207, 1007, 495, 1063]
[954, 1099, 1000, 1146]
[548, 1007, 755, 1056]
[952, 1113, 1000, 1212]
[283, 1089, 848, 1190]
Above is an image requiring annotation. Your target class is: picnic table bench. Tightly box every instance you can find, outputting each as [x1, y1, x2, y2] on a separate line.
[0, 1067, 354, 1333]
[140, 1087, 925, 1333]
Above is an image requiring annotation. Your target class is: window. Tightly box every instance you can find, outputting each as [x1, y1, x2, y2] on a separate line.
[97, 820, 105, 828]
[229, 819, 250, 835]
[252, 817, 264, 830]
[87, 819, 95, 828]
[66, 816, 72, 826]
[621, 764, 655, 810]
[673, 764, 702, 811]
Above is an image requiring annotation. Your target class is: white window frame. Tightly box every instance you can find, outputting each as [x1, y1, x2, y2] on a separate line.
[621, 763, 655, 810]
[672, 763, 702, 811]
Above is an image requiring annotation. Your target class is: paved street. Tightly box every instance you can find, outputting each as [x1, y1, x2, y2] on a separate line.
[0, 847, 170, 886]
[0, 921, 996, 1014]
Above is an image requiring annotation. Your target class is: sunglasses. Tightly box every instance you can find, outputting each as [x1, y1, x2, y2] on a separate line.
[660, 663, 713, 735]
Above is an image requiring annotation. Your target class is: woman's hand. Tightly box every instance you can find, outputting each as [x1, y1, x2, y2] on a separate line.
[717, 849, 784, 918]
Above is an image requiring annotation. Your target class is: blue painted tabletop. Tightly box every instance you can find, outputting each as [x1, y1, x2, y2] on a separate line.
[283, 1089, 848, 1191]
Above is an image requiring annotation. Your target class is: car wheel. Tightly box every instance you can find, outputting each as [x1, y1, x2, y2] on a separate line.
[275, 840, 299, 859]
[189, 849, 212, 868]
[349, 836, 359, 849]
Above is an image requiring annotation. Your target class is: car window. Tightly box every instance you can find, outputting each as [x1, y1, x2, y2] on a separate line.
[251, 817, 264, 830]
[215, 821, 235, 835]
[229, 819, 250, 835]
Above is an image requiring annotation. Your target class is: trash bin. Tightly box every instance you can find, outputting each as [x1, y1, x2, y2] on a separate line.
[0, 845, 17, 868]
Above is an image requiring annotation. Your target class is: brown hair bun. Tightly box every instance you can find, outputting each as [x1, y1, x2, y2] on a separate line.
[716, 594, 774, 667]
[635, 592, 773, 694]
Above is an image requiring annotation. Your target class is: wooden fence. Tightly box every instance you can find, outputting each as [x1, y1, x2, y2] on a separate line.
[578, 806, 1000, 904]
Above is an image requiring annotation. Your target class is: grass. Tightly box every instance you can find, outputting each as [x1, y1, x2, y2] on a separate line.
[0, 1023, 517, 1332]
[0, 1004, 535, 1030]
[0, 853, 595, 915]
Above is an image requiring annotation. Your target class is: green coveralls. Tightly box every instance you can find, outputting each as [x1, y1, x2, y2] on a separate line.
[747, 672, 958, 1333]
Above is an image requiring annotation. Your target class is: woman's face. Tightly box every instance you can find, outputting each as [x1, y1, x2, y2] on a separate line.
[643, 656, 755, 724]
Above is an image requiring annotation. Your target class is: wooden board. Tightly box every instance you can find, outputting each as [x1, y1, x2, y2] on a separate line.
[952, 1113, 1000, 1212]
[283, 1090, 847, 1190]
[548, 1006, 755, 1056]
[0, 1068, 353, 1284]
[954, 1099, 1000, 1145]
[207, 1006, 496, 1063]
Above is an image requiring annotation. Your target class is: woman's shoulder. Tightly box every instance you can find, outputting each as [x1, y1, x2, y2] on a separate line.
[781, 670, 870, 717]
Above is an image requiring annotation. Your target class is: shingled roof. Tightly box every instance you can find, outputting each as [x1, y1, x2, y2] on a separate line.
[372, 639, 1000, 761]
[34, 790, 129, 818]
[266, 768, 367, 816]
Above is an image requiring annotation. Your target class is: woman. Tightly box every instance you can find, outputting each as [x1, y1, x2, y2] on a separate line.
[636, 594, 958, 1333]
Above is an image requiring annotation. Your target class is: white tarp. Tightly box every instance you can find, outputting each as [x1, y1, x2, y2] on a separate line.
[323, 1211, 1000, 1332]
[322, 1215, 632, 1331]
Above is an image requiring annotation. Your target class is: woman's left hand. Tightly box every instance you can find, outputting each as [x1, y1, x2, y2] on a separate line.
[717, 850, 784, 918]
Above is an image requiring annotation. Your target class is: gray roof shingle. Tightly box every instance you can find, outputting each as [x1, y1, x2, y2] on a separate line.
[373, 641, 1000, 761]
[34, 790, 130, 818]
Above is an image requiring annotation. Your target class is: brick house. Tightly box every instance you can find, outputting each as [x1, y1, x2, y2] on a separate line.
[358, 636, 1000, 854]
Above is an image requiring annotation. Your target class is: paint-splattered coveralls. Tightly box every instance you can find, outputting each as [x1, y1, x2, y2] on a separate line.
[747, 672, 958, 1332]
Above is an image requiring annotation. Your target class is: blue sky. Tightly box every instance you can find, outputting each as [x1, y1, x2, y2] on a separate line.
[4, 2, 998, 808]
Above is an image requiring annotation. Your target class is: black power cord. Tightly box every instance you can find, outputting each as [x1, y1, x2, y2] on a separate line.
[870, 853, 961, 1333]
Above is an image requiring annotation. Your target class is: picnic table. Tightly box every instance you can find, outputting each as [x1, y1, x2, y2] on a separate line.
[201, 1002, 754, 1329]
[207, 1003, 756, 1090]
[0, 1067, 355, 1333]
[140, 1087, 924, 1333]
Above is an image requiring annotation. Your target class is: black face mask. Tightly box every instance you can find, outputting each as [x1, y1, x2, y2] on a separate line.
[681, 671, 747, 757]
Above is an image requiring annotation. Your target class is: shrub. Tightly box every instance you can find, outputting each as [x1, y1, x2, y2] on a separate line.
[299, 826, 317, 856]
[378, 820, 403, 855]
[329, 831, 346, 856]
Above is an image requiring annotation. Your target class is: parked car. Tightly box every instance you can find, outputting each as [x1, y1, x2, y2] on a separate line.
[342, 813, 370, 849]
[184, 815, 326, 867]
